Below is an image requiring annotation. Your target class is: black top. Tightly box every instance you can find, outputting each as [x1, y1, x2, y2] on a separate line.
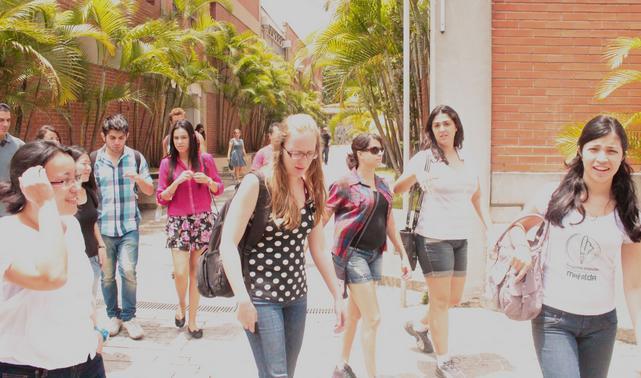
[247, 202, 314, 303]
[321, 133, 330, 147]
[352, 191, 388, 252]
[75, 189, 99, 258]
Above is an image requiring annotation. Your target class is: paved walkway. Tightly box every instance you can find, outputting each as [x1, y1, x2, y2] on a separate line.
[95, 146, 641, 377]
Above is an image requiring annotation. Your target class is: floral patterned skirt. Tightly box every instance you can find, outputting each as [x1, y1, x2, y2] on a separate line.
[166, 211, 215, 251]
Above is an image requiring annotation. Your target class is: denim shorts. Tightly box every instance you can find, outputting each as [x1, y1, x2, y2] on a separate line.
[333, 246, 383, 284]
[416, 237, 467, 277]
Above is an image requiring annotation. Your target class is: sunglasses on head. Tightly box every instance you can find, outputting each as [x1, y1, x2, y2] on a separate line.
[361, 146, 384, 155]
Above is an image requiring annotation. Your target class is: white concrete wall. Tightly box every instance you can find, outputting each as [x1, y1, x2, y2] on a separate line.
[430, 0, 492, 298]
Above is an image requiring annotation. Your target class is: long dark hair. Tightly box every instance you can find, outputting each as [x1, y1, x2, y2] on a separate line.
[546, 115, 641, 242]
[0, 141, 73, 214]
[346, 133, 383, 170]
[68, 145, 98, 206]
[424, 105, 464, 165]
[167, 119, 201, 185]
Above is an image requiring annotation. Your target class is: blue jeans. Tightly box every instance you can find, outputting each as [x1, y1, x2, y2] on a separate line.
[245, 296, 307, 378]
[101, 230, 139, 321]
[531, 305, 617, 378]
[89, 255, 101, 298]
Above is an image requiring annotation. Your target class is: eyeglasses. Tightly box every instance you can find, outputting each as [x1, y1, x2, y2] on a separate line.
[363, 146, 385, 155]
[283, 148, 318, 161]
[50, 175, 82, 189]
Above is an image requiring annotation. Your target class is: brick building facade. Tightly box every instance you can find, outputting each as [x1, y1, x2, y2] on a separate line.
[492, 0, 641, 173]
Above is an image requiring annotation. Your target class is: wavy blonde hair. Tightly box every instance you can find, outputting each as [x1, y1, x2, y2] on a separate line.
[268, 114, 326, 229]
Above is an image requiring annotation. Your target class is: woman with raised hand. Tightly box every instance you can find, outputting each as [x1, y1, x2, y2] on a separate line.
[69, 145, 106, 298]
[509, 115, 641, 378]
[326, 133, 411, 378]
[220, 114, 346, 378]
[0, 141, 106, 377]
[393, 105, 490, 377]
[157, 120, 224, 339]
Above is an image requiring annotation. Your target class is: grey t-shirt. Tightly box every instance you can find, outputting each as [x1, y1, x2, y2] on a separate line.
[0, 133, 25, 216]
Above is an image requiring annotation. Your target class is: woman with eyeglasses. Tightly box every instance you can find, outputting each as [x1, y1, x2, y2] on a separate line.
[220, 114, 347, 378]
[0, 141, 106, 377]
[393, 105, 491, 377]
[325, 133, 411, 378]
[69, 146, 106, 298]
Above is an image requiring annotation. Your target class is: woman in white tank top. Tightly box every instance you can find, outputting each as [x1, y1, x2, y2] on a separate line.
[510, 115, 641, 378]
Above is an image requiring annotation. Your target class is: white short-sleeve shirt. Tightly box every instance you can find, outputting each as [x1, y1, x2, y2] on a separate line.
[406, 149, 478, 240]
[0, 215, 98, 369]
[532, 183, 634, 315]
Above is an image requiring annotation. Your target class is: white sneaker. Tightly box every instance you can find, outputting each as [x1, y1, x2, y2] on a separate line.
[122, 319, 144, 340]
[107, 317, 122, 336]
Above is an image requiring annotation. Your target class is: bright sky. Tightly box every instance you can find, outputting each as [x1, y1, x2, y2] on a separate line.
[261, 0, 335, 40]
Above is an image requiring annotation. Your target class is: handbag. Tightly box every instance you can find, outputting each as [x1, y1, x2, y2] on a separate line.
[482, 214, 549, 321]
[399, 153, 431, 271]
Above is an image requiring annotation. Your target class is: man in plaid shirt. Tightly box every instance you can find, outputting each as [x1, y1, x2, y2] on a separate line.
[93, 114, 154, 340]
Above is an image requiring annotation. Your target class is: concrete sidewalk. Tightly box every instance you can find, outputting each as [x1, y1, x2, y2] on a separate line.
[96, 146, 640, 377]
[95, 208, 641, 378]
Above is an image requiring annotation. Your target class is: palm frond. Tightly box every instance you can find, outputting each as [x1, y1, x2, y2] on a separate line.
[595, 69, 641, 100]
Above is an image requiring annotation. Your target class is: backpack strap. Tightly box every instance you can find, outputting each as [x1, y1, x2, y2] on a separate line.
[239, 172, 270, 252]
[134, 150, 141, 174]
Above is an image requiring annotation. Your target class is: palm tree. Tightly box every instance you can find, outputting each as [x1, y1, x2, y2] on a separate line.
[0, 0, 109, 137]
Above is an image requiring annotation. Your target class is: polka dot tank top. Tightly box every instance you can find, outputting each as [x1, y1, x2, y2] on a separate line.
[247, 202, 314, 303]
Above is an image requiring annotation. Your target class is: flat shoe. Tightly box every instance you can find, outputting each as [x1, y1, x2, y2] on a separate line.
[175, 316, 185, 328]
[188, 327, 203, 339]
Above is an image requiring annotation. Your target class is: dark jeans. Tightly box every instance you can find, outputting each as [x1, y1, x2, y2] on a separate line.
[0, 354, 105, 378]
[531, 305, 617, 378]
[322, 146, 329, 165]
[245, 296, 307, 378]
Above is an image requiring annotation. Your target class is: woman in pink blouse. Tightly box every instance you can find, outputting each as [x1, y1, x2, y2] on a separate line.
[157, 120, 224, 338]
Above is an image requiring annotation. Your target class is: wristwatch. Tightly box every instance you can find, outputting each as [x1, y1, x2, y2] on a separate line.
[95, 326, 109, 342]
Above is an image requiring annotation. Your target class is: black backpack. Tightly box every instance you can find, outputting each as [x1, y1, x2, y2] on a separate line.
[197, 172, 270, 298]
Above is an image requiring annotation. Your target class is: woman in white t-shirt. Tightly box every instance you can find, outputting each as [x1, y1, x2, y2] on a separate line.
[0, 141, 106, 377]
[393, 105, 491, 377]
[510, 115, 641, 378]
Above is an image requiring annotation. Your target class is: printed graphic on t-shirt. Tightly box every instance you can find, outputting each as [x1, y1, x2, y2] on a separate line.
[565, 233, 600, 282]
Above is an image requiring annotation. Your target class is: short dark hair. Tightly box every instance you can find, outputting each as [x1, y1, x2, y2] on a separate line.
[0, 103, 10, 112]
[0, 141, 72, 214]
[102, 114, 129, 135]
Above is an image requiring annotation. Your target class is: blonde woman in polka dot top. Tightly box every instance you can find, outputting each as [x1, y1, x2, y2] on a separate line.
[220, 114, 347, 378]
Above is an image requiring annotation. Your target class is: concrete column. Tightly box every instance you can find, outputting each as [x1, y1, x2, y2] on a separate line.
[430, 0, 492, 299]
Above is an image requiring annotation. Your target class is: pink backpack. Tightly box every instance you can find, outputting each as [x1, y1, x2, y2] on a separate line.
[483, 214, 549, 321]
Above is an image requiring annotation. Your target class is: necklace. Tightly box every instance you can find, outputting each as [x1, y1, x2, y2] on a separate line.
[585, 197, 613, 221]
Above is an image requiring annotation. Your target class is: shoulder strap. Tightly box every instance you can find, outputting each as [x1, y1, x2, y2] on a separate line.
[134, 150, 141, 174]
[404, 151, 432, 230]
[239, 172, 271, 252]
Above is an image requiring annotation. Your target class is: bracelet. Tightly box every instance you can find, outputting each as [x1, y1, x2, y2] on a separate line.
[94, 326, 109, 342]
[98, 245, 106, 249]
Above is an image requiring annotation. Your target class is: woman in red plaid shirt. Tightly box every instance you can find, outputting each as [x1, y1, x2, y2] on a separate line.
[325, 133, 411, 378]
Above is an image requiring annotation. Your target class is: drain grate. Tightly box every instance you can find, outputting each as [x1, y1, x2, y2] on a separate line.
[97, 300, 332, 315]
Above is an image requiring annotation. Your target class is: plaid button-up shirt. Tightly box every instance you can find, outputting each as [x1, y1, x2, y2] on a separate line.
[326, 169, 393, 259]
[94, 146, 152, 237]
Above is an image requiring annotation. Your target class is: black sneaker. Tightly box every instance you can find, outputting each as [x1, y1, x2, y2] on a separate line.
[404, 321, 434, 353]
[332, 363, 357, 378]
[436, 360, 465, 378]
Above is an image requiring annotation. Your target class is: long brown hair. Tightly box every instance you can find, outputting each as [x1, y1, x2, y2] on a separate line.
[269, 114, 326, 229]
